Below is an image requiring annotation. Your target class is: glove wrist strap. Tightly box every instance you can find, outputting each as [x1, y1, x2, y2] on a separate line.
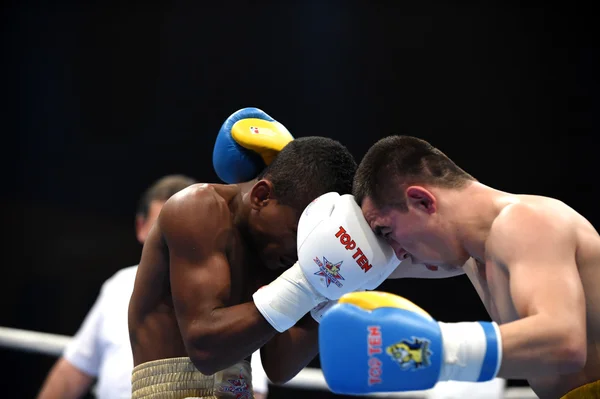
[253, 263, 324, 332]
[438, 321, 502, 382]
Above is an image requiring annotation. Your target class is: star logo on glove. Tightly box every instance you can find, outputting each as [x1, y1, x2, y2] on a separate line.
[314, 256, 345, 288]
[218, 369, 251, 399]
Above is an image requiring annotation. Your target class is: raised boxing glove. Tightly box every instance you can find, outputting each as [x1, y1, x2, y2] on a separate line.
[253, 192, 398, 332]
[213, 107, 294, 184]
[305, 192, 400, 323]
[297, 193, 399, 298]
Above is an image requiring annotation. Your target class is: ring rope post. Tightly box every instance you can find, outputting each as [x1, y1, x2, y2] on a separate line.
[0, 326, 539, 398]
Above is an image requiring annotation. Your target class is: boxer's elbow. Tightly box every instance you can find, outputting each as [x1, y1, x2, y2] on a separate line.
[548, 320, 587, 374]
[189, 350, 223, 376]
[188, 342, 236, 375]
[263, 366, 297, 385]
[185, 329, 227, 375]
[555, 334, 587, 374]
[261, 355, 303, 384]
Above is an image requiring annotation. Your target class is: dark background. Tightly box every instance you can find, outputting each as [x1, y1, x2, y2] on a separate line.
[1, 1, 597, 397]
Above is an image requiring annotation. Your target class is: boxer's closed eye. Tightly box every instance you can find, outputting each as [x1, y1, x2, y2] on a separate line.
[374, 225, 391, 239]
[381, 227, 392, 239]
[373, 226, 383, 237]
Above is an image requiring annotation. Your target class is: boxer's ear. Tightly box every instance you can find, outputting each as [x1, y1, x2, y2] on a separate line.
[249, 179, 274, 210]
[405, 186, 436, 214]
[135, 214, 147, 243]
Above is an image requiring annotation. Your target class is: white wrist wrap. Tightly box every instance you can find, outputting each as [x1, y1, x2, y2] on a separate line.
[438, 321, 502, 382]
[253, 263, 325, 333]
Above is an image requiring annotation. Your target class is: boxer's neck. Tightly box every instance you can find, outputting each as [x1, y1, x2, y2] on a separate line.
[445, 181, 511, 262]
[230, 179, 258, 231]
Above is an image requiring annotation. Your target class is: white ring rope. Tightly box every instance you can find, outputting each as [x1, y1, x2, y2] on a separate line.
[0, 326, 538, 398]
[0, 326, 71, 356]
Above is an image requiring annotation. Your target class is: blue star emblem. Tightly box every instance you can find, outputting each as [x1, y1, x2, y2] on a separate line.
[314, 256, 345, 288]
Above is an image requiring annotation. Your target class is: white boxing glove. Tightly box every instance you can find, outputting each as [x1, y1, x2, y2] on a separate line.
[362, 260, 401, 290]
[297, 193, 399, 298]
[253, 192, 398, 332]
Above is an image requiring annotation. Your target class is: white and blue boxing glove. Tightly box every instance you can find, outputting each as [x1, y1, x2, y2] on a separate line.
[319, 291, 502, 394]
[253, 193, 399, 332]
[213, 107, 294, 184]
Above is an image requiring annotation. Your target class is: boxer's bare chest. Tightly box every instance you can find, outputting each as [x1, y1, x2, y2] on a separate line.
[226, 241, 256, 305]
[464, 258, 520, 323]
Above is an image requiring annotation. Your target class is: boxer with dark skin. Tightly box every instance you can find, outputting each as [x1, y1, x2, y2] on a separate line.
[128, 137, 357, 383]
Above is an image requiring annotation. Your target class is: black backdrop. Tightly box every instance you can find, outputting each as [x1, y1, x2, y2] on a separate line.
[2, 1, 597, 398]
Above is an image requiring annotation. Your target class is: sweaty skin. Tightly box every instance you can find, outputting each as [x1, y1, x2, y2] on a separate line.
[367, 190, 600, 399]
[128, 182, 319, 384]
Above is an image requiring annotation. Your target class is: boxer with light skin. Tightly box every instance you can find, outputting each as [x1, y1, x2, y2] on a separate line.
[318, 135, 600, 399]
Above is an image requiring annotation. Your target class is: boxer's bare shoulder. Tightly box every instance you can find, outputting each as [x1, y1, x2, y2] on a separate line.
[159, 182, 238, 249]
[487, 196, 576, 257]
[486, 195, 599, 267]
[472, 197, 582, 319]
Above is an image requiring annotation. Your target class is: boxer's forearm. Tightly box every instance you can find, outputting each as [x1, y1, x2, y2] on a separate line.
[497, 315, 587, 379]
[186, 302, 278, 375]
[261, 314, 319, 384]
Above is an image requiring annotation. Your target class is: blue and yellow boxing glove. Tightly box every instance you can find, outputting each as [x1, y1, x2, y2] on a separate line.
[213, 107, 294, 184]
[319, 291, 502, 394]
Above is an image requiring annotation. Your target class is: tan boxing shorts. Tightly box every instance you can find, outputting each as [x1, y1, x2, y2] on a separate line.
[131, 357, 254, 399]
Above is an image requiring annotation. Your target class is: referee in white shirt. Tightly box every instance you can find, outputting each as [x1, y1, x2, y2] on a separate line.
[36, 175, 270, 399]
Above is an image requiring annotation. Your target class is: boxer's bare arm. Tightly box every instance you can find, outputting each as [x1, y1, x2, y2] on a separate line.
[260, 314, 319, 384]
[489, 203, 587, 379]
[161, 190, 277, 375]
